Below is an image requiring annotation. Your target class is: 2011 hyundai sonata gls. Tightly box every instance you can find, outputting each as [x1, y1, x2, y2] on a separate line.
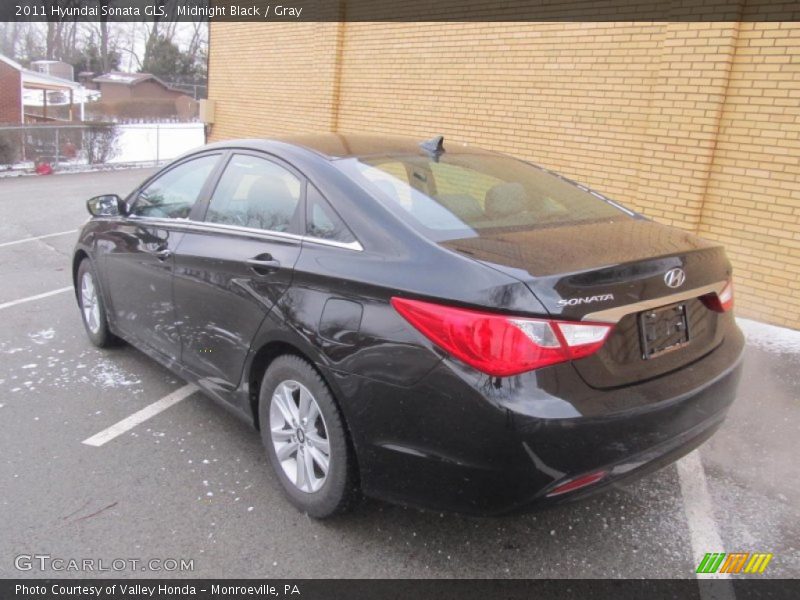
[73, 134, 744, 517]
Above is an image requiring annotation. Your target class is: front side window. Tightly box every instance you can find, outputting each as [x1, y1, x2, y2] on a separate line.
[206, 154, 302, 233]
[336, 153, 632, 241]
[131, 154, 219, 219]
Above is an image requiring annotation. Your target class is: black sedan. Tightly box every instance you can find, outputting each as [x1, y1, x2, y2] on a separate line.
[73, 134, 744, 517]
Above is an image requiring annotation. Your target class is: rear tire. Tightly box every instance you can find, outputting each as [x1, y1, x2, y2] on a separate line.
[259, 355, 358, 518]
[77, 258, 118, 348]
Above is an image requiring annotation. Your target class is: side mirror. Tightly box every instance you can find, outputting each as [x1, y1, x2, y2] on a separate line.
[87, 194, 126, 217]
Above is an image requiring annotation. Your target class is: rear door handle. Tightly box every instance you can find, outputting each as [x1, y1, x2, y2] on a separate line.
[246, 255, 281, 273]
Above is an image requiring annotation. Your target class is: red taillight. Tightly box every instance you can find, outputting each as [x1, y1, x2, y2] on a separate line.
[701, 280, 734, 313]
[546, 470, 608, 497]
[391, 297, 613, 377]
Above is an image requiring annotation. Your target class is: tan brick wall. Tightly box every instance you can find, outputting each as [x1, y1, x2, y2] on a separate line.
[208, 22, 344, 136]
[699, 20, 800, 328]
[208, 14, 800, 329]
[0, 60, 22, 124]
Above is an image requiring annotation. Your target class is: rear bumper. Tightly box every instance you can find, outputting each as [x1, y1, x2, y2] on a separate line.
[323, 326, 745, 515]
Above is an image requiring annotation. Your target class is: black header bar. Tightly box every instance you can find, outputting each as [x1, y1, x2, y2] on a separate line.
[2, 0, 800, 22]
[1, 579, 799, 600]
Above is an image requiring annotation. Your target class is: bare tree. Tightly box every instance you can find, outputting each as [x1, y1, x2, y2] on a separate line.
[0, 22, 20, 58]
[45, 1, 82, 60]
[99, 20, 109, 72]
[46, 21, 57, 59]
[114, 22, 145, 71]
[142, 0, 179, 66]
[185, 21, 207, 65]
[18, 23, 46, 62]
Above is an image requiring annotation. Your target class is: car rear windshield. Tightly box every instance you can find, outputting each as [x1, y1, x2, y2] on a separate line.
[336, 152, 633, 241]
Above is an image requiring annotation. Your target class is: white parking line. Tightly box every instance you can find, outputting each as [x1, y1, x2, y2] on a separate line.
[0, 286, 73, 311]
[82, 384, 198, 447]
[677, 451, 736, 599]
[0, 229, 77, 248]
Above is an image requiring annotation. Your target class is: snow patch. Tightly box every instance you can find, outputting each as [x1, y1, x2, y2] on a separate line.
[111, 123, 204, 164]
[105, 74, 138, 83]
[28, 329, 55, 345]
[1, 122, 204, 175]
[91, 359, 142, 389]
[737, 317, 800, 355]
[41, 348, 144, 394]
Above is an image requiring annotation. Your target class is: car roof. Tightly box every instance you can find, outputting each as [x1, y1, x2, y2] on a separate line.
[202, 134, 494, 161]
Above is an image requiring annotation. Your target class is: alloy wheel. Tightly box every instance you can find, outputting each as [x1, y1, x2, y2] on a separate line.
[269, 379, 331, 493]
[81, 272, 101, 334]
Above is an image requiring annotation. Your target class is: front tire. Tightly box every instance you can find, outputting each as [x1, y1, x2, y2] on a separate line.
[76, 259, 117, 348]
[259, 355, 358, 518]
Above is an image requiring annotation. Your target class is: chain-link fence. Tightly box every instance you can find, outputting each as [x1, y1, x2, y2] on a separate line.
[0, 122, 206, 173]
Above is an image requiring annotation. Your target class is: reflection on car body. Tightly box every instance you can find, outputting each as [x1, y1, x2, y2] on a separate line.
[73, 134, 744, 517]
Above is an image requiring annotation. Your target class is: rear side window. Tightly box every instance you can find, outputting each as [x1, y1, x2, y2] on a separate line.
[336, 153, 632, 241]
[206, 154, 302, 233]
[306, 185, 356, 244]
[132, 154, 219, 219]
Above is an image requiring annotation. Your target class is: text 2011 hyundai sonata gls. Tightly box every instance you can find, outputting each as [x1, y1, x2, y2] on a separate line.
[73, 134, 744, 517]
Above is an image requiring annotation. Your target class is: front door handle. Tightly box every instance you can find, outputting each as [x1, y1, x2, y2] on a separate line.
[246, 254, 280, 273]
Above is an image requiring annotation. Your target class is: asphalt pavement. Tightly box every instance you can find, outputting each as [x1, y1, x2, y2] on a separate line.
[0, 169, 797, 579]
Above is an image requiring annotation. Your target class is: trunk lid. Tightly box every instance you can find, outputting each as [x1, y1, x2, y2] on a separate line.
[440, 219, 733, 388]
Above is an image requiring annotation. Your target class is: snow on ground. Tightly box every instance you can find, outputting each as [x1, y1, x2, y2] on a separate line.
[0, 121, 204, 176]
[110, 122, 205, 164]
[737, 317, 800, 355]
[1, 329, 146, 397]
